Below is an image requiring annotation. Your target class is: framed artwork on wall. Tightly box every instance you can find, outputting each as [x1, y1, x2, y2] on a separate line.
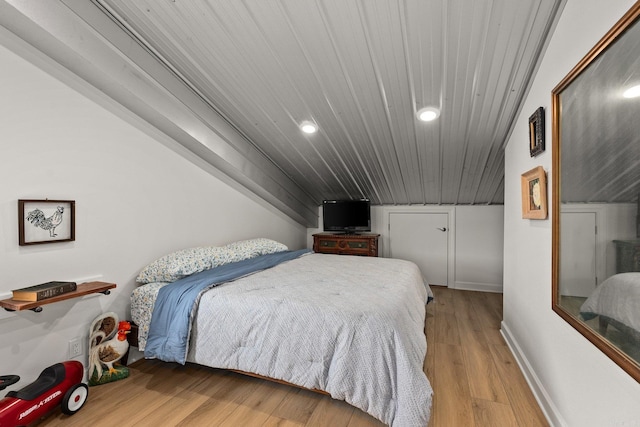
[529, 106, 545, 157]
[19, 199, 75, 245]
[521, 167, 547, 219]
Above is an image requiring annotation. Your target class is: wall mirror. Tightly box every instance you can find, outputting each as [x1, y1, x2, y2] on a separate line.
[552, 1, 640, 382]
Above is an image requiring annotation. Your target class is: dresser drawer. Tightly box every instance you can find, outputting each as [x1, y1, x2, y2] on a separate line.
[346, 241, 369, 250]
[313, 233, 379, 257]
[319, 239, 338, 249]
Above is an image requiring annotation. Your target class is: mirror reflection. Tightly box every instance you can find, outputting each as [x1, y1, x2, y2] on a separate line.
[554, 6, 640, 371]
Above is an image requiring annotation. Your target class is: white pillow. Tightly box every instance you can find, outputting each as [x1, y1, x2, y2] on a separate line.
[224, 238, 288, 262]
[136, 246, 237, 284]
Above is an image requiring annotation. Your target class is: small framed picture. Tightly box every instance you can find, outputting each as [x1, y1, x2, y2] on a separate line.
[521, 167, 547, 219]
[19, 199, 75, 245]
[529, 107, 545, 157]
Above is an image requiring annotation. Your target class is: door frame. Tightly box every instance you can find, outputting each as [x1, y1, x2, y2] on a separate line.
[379, 205, 456, 288]
[560, 204, 610, 287]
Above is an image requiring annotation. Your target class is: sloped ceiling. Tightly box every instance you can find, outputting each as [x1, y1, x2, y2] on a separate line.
[0, 0, 565, 226]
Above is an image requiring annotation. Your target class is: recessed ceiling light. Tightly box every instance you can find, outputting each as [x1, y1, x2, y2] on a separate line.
[623, 85, 640, 98]
[300, 120, 318, 134]
[417, 107, 440, 122]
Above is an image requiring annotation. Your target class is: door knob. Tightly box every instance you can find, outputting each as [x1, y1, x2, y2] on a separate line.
[437, 227, 447, 232]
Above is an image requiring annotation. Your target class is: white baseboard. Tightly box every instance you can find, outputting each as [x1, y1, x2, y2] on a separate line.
[500, 321, 566, 427]
[127, 347, 144, 365]
[454, 281, 503, 293]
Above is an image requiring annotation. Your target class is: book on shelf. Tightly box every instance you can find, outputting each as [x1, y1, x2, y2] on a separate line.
[12, 281, 78, 302]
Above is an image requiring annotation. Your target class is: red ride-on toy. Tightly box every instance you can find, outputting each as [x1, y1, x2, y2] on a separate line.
[0, 361, 88, 426]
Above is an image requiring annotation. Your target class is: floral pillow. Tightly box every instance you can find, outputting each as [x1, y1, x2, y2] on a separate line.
[136, 246, 237, 284]
[224, 238, 288, 262]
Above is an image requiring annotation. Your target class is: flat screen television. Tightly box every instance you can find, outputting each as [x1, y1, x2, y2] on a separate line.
[322, 199, 371, 233]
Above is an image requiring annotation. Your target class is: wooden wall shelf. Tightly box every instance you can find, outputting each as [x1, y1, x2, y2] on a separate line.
[0, 281, 116, 312]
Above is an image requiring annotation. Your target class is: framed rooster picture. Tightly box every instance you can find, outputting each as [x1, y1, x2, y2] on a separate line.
[18, 199, 75, 245]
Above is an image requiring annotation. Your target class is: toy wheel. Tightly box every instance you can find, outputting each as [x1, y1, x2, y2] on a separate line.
[61, 383, 88, 415]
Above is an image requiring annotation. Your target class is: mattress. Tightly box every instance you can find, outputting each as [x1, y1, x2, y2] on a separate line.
[580, 272, 640, 333]
[132, 253, 433, 426]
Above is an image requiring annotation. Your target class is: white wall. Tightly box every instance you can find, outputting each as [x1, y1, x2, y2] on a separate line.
[0, 37, 306, 387]
[502, 0, 640, 426]
[308, 204, 504, 292]
[454, 205, 504, 292]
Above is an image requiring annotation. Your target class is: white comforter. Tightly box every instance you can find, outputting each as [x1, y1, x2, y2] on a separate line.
[134, 253, 432, 426]
[580, 272, 640, 333]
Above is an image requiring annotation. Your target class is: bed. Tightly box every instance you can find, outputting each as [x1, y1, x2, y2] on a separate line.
[580, 272, 640, 340]
[131, 239, 433, 427]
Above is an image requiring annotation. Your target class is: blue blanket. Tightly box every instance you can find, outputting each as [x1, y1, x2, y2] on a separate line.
[144, 249, 310, 363]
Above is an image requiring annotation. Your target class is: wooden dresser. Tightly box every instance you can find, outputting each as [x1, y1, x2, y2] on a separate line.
[313, 233, 379, 257]
[613, 239, 640, 273]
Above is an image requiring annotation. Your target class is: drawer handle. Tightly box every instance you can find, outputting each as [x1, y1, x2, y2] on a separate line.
[348, 242, 367, 248]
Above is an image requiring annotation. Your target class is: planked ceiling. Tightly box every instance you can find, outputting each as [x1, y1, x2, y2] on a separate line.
[95, 0, 564, 205]
[0, 0, 566, 225]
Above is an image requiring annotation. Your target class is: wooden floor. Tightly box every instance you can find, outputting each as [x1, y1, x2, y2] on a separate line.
[37, 286, 548, 427]
[425, 286, 548, 427]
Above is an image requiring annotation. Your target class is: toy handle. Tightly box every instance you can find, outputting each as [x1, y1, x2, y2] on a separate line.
[0, 375, 20, 391]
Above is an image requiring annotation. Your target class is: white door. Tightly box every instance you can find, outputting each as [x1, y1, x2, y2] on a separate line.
[560, 211, 597, 297]
[389, 212, 449, 286]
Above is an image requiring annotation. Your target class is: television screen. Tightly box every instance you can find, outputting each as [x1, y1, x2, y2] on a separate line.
[322, 199, 371, 233]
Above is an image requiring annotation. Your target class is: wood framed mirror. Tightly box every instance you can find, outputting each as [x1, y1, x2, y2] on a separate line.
[552, 1, 640, 382]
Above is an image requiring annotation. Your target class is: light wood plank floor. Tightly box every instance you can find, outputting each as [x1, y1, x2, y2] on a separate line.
[36, 286, 548, 427]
